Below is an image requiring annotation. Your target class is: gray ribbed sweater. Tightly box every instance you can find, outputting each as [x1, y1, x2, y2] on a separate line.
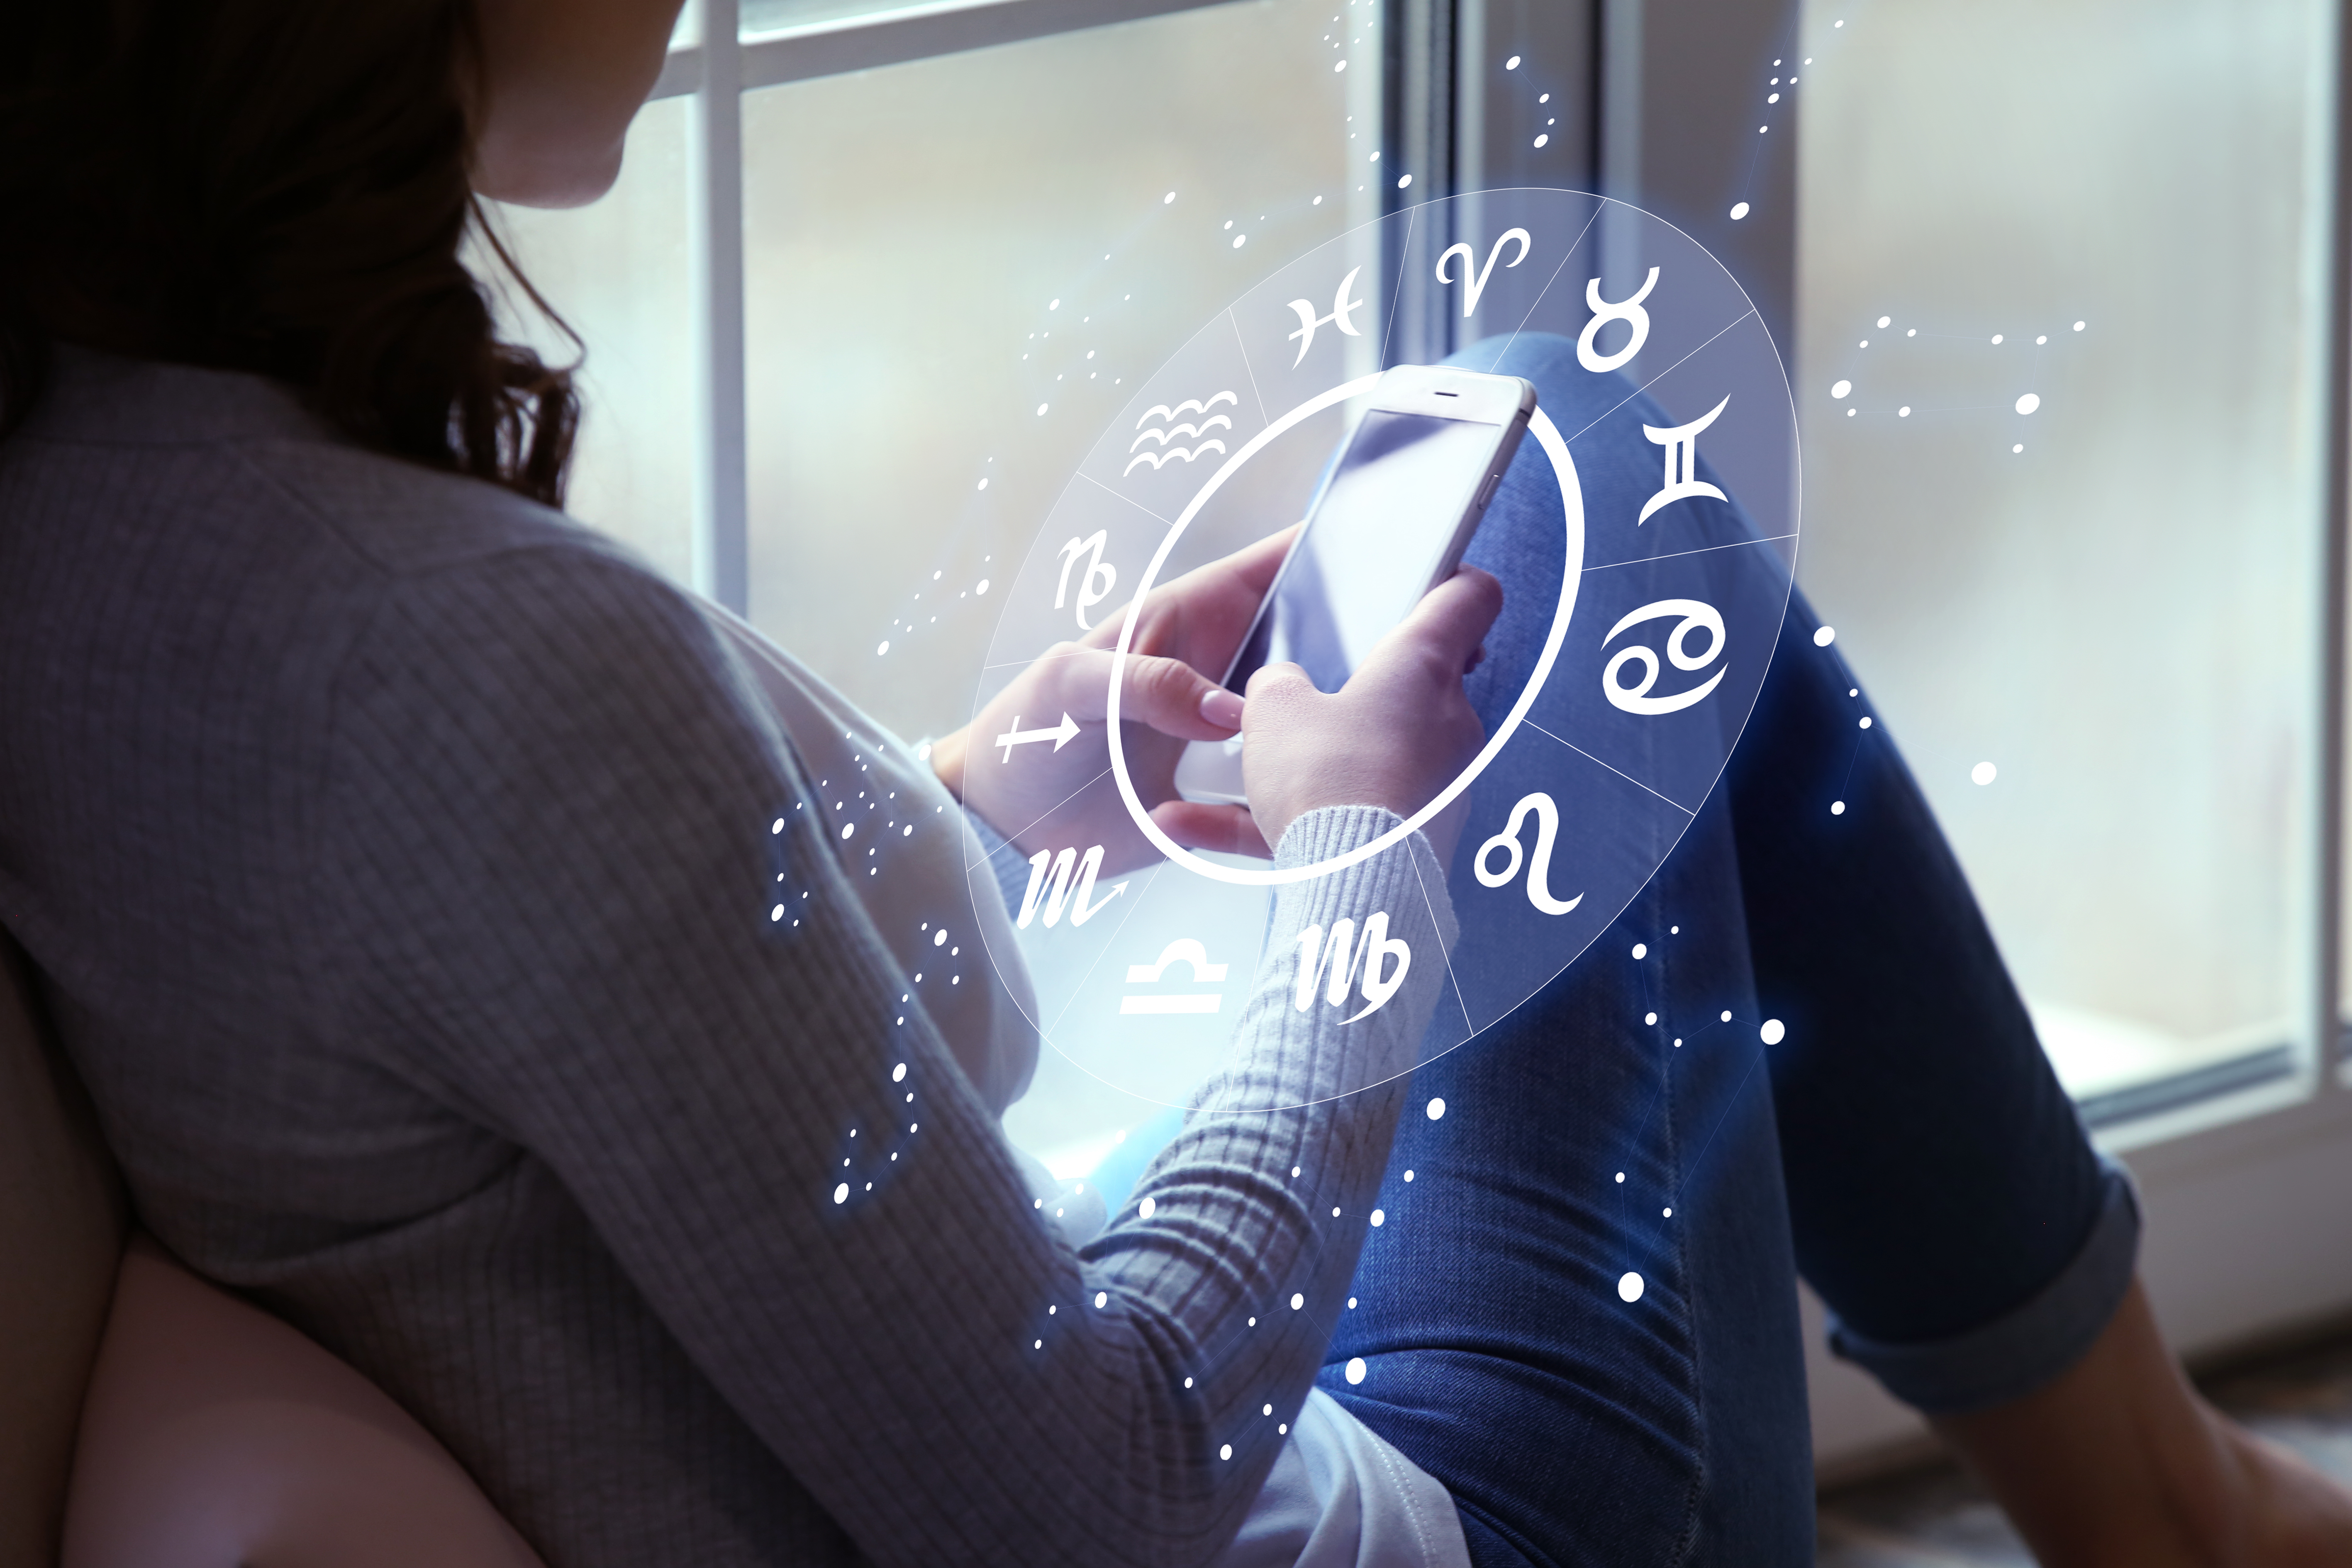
[0, 351, 1457, 1566]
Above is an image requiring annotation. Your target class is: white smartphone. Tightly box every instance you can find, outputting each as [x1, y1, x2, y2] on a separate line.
[1173, 363, 1539, 806]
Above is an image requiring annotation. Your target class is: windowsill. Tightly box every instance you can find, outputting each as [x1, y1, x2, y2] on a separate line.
[2033, 1004, 2301, 1132]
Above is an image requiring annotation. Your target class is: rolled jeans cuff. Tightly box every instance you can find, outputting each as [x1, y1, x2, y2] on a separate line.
[1826, 1158, 2141, 1416]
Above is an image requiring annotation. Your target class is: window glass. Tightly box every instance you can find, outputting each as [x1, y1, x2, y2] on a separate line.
[479, 96, 697, 587]
[741, 0, 906, 37]
[1795, 0, 2333, 1117]
[739, 0, 1379, 743]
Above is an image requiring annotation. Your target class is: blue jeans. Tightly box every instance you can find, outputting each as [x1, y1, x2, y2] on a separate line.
[1308, 336, 2129, 1566]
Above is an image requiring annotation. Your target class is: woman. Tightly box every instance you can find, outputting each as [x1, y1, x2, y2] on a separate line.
[1, 2, 2345, 1564]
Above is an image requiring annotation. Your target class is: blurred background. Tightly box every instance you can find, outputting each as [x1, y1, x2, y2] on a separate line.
[480, 0, 2352, 1495]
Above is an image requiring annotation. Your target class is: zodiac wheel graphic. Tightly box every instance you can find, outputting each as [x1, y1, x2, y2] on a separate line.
[970, 189, 1799, 1111]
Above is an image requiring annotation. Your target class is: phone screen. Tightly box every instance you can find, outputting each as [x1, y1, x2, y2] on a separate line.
[1225, 409, 1507, 694]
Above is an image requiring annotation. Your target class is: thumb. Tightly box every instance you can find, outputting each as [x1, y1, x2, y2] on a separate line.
[1357, 566, 1504, 687]
[1151, 799, 1272, 859]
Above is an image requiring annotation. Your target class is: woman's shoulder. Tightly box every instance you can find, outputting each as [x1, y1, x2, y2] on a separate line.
[11, 345, 649, 594]
[2, 347, 724, 763]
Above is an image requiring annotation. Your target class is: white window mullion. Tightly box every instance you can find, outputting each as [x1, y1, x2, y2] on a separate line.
[2321, 0, 2352, 1094]
[690, 0, 750, 614]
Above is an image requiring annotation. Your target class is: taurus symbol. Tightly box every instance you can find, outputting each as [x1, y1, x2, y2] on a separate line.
[1435, 229, 1532, 318]
[1578, 266, 1660, 373]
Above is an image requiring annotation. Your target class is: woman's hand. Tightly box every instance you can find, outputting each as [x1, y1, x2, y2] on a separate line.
[931, 528, 1299, 873]
[934, 528, 1503, 874]
[1238, 567, 1502, 867]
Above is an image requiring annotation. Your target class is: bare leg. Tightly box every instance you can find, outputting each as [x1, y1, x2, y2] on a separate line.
[1932, 1279, 2352, 1568]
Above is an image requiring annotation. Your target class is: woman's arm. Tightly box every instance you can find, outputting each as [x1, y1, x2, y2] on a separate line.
[308, 541, 1472, 1568]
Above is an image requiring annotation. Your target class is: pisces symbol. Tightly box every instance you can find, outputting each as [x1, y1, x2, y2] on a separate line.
[1434, 229, 1532, 318]
[1286, 266, 1366, 368]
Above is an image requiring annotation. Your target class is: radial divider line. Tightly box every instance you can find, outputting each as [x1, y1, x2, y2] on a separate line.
[1582, 533, 1798, 574]
[1041, 861, 1164, 1046]
[980, 644, 1107, 674]
[1404, 839, 1475, 1042]
[1484, 202, 1604, 373]
[1075, 468, 1176, 526]
[963, 766, 1116, 873]
[1558, 309, 1760, 449]
[1226, 307, 1270, 427]
[1377, 206, 1416, 368]
[1522, 720, 1697, 817]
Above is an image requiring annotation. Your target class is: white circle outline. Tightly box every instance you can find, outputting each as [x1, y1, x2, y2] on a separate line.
[1104, 378, 1584, 885]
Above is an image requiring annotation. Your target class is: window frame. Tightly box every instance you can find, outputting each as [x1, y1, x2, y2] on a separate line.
[640, 0, 2352, 1475]
[646, 0, 1258, 614]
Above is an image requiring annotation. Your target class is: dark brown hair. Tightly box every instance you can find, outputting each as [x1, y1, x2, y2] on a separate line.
[0, 0, 578, 506]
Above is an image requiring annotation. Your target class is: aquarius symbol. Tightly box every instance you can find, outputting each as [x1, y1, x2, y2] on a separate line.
[1603, 599, 1727, 716]
[1286, 266, 1367, 368]
[1124, 443, 1226, 475]
[1577, 266, 1660, 373]
[1293, 912, 1412, 1023]
[1435, 228, 1532, 318]
[1129, 418, 1231, 451]
[1126, 392, 1237, 476]
[1055, 531, 1117, 629]
[1018, 845, 1128, 928]
[1473, 793, 1583, 915]
[1136, 392, 1238, 428]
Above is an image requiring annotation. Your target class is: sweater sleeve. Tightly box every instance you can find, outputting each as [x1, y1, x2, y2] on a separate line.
[308, 542, 1458, 1568]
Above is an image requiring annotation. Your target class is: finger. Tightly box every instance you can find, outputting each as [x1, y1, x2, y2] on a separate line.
[1208, 521, 1302, 601]
[1241, 659, 1321, 711]
[1151, 799, 1272, 859]
[1357, 566, 1504, 687]
[1120, 651, 1247, 739]
[1030, 646, 1245, 738]
[1081, 522, 1303, 655]
[1150, 521, 1301, 612]
[1076, 599, 1138, 651]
